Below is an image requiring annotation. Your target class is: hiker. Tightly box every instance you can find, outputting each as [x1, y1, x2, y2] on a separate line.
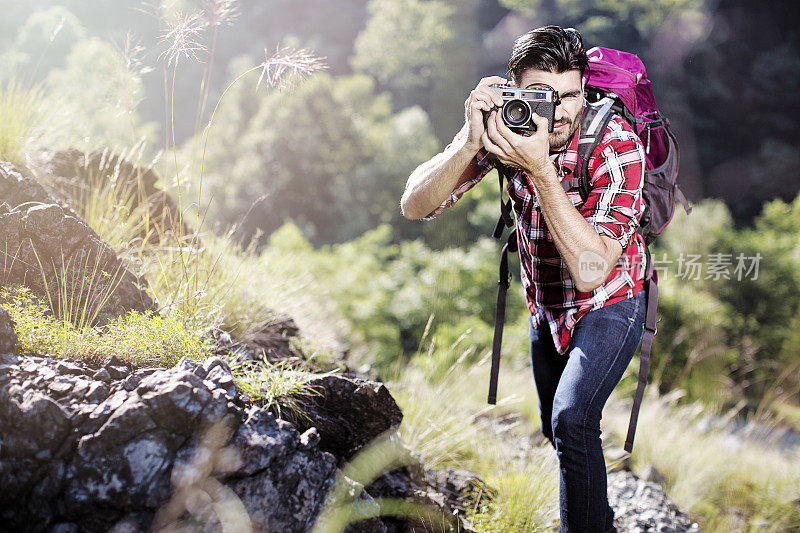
[400, 26, 648, 532]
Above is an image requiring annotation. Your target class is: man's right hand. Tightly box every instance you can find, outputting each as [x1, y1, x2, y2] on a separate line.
[464, 76, 508, 153]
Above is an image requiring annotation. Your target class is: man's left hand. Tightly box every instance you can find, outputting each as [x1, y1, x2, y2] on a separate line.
[481, 110, 551, 179]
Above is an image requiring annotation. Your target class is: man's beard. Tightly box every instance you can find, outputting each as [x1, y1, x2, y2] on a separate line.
[548, 111, 582, 151]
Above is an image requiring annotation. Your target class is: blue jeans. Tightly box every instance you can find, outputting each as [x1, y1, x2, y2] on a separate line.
[528, 288, 646, 533]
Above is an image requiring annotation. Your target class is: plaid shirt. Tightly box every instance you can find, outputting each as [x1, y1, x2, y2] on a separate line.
[423, 109, 647, 356]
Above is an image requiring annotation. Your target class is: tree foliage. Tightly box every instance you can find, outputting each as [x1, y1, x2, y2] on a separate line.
[190, 68, 439, 245]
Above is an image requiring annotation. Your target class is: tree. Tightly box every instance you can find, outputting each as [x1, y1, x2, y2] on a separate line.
[0, 6, 87, 84]
[189, 67, 440, 245]
[350, 0, 482, 141]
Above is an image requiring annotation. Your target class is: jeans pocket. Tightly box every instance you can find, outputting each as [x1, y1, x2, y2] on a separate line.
[600, 291, 642, 326]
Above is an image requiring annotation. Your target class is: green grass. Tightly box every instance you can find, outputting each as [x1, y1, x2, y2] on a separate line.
[384, 333, 560, 531]
[0, 284, 211, 367]
[224, 355, 337, 422]
[0, 78, 44, 165]
[605, 389, 800, 532]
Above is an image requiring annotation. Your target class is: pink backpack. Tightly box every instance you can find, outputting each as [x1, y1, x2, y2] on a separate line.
[576, 47, 692, 452]
[574, 46, 692, 243]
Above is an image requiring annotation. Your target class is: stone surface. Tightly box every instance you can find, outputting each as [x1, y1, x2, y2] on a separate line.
[608, 470, 701, 532]
[0, 161, 156, 321]
[0, 306, 17, 354]
[27, 147, 187, 242]
[292, 373, 404, 462]
[0, 353, 474, 532]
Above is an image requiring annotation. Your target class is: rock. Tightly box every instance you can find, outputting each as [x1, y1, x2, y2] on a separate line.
[238, 313, 300, 362]
[0, 307, 18, 354]
[0, 354, 475, 532]
[56, 361, 87, 376]
[202, 357, 241, 402]
[291, 373, 404, 462]
[92, 367, 111, 382]
[226, 411, 341, 532]
[608, 470, 700, 532]
[26, 146, 188, 243]
[424, 467, 496, 518]
[0, 162, 156, 322]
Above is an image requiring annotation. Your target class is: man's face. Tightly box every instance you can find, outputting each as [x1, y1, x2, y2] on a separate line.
[516, 68, 584, 151]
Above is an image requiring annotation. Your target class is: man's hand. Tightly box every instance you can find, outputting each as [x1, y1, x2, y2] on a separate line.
[464, 76, 509, 153]
[481, 109, 551, 178]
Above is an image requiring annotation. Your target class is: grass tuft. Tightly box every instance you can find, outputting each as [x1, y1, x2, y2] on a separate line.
[0, 284, 211, 367]
[0, 78, 44, 165]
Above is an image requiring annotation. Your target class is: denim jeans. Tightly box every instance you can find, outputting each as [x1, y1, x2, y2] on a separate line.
[528, 288, 646, 533]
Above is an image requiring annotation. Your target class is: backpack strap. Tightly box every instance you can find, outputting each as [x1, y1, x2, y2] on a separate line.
[624, 243, 660, 452]
[675, 183, 692, 215]
[576, 98, 616, 202]
[488, 167, 590, 405]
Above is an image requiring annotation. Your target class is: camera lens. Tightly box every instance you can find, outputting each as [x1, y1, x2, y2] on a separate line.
[503, 99, 530, 127]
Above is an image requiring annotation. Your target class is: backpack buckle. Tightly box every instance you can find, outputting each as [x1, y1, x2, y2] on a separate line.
[647, 316, 661, 335]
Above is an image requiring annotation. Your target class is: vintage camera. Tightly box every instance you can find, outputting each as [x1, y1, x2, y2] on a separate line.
[484, 85, 559, 133]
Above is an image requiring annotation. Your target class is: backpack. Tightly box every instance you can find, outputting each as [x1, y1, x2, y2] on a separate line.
[487, 46, 693, 453]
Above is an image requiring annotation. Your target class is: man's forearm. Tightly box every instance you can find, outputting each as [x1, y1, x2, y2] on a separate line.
[527, 166, 619, 291]
[401, 130, 479, 220]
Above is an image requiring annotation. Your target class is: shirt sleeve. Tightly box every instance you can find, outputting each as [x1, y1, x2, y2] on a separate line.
[579, 125, 646, 250]
[420, 127, 497, 220]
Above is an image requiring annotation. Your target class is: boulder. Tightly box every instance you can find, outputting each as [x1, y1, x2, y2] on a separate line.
[0, 352, 478, 532]
[292, 373, 404, 462]
[608, 470, 701, 532]
[27, 146, 187, 242]
[0, 161, 156, 321]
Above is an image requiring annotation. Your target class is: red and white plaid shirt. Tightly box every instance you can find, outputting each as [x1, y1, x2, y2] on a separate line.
[423, 109, 647, 356]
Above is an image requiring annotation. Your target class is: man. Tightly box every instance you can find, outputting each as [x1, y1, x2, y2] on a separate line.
[400, 26, 647, 532]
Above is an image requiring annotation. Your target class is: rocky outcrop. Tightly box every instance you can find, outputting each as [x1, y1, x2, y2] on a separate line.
[0, 315, 481, 533]
[0, 161, 156, 320]
[608, 470, 700, 532]
[293, 373, 404, 462]
[27, 146, 187, 242]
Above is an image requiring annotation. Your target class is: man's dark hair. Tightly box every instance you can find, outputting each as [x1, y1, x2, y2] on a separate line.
[507, 25, 589, 85]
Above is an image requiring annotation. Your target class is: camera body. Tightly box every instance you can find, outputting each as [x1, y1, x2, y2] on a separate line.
[484, 85, 559, 133]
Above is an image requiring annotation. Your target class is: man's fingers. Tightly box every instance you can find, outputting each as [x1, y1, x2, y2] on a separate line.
[487, 111, 515, 154]
[470, 100, 491, 112]
[476, 77, 507, 107]
[481, 131, 503, 157]
[492, 111, 518, 144]
[531, 112, 549, 132]
[474, 93, 496, 109]
[478, 76, 507, 87]
[481, 135, 514, 167]
[470, 88, 503, 109]
[476, 87, 504, 108]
